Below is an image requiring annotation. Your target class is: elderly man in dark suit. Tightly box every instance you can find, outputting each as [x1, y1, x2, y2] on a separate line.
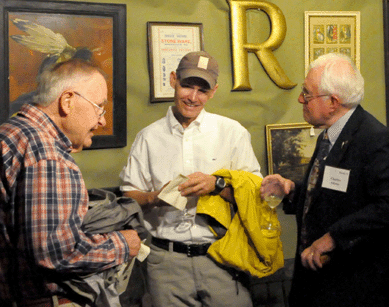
[261, 53, 389, 307]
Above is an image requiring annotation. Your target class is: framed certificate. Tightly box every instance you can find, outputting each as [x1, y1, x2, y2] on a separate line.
[147, 22, 204, 103]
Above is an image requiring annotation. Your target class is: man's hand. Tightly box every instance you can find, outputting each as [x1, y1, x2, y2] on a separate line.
[119, 229, 141, 258]
[123, 181, 171, 209]
[178, 172, 216, 197]
[301, 232, 335, 271]
[260, 174, 295, 200]
[153, 181, 171, 207]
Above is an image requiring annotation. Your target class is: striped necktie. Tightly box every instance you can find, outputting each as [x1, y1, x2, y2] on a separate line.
[300, 131, 331, 252]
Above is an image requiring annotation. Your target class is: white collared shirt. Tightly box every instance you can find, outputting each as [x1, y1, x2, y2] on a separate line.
[120, 106, 262, 243]
[327, 107, 357, 149]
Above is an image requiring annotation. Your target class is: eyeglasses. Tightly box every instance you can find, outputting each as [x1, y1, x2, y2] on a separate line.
[300, 86, 330, 104]
[74, 91, 106, 118]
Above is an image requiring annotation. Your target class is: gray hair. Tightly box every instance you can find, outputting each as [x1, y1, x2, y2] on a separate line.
[309, 53, 364, 107]
[34, 59, 106, 107]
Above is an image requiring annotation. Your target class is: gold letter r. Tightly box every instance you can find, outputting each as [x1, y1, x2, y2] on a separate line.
[227, 0, 297, 90]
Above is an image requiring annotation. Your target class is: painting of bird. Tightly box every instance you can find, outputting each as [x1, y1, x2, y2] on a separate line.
[9, 18, 96, 114]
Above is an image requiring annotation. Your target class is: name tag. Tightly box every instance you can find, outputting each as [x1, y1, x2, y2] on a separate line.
[322, 166, 350, 192]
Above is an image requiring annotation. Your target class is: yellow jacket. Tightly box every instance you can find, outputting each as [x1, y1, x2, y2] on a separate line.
[197, 169, 284, 278]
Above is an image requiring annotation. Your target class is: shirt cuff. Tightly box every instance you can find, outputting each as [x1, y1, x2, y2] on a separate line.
[111, 231, 130, 263]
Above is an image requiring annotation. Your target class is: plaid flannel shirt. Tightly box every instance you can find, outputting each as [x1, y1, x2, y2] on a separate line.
[0, 104, 129, 302]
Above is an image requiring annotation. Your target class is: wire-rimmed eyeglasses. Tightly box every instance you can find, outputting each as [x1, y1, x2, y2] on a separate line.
[74, 91, 106, 118]
[300, 86, 330, 104]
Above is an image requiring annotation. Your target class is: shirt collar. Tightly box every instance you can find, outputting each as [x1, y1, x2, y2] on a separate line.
[327, 107, 357, 146]
[167, 106, 205, 134]
[19, 103, 73, 151]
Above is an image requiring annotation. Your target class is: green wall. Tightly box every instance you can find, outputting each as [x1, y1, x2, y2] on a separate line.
[65, 0, 386, 258]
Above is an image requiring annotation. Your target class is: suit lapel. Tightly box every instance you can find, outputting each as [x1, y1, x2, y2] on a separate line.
[304, 106, 365, 207]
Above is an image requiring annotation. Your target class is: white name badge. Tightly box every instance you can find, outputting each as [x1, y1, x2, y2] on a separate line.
[322, 166, 350, 192]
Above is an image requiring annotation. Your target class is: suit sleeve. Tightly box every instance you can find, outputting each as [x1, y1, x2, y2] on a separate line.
[329, 129, 389, 251]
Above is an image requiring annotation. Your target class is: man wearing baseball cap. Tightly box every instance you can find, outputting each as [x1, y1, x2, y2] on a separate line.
[120, 51, 261, 306]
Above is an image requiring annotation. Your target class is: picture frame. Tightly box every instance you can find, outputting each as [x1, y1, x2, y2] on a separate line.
[383, 0, 389, 125]
[304, 11, 360, 75]
[0, 0, 127, 150]
[147, 22, 204, 103]
[266, 123, 323, 183]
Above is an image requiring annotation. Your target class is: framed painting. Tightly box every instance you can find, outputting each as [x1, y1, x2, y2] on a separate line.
[147, 22, 204, 103]
[0, 0, 127, 149]
[304, 11, 360, 75]
[266, 123, 323, 183]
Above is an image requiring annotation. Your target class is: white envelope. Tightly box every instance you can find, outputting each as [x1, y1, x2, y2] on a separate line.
[136, 242, 150, 262]
[157, 174, 189, 210]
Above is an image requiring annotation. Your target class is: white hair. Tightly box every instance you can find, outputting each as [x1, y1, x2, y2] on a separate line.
[309, 53, 364, 107]
[34, 59, 105, 107]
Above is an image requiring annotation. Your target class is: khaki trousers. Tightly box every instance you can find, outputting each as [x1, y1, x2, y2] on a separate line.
[147, 243, 253, 307]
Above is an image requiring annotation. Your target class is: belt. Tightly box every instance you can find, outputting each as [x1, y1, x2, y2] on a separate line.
[16, 295, 81, 307]
[151, 237, 211, 257]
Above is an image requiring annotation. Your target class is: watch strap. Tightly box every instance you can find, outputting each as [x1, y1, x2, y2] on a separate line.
[210, 176, 226, 195]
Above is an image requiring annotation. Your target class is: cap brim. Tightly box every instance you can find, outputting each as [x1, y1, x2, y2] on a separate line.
[179, 69, 216, 88]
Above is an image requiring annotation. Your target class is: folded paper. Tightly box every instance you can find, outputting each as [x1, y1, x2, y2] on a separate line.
[158, 174, 188, 210]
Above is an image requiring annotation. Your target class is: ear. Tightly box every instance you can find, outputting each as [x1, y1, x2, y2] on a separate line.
[59, 91, 75, 116]
[329, 94, 341, 112]
[170, 71, 177, 89]
[208, 84, 219, 99]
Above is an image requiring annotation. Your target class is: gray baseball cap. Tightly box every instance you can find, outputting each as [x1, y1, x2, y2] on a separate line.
[176, 51, 219, 88]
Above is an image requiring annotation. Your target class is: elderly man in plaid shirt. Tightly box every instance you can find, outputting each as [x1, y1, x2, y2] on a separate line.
[0, 59, 141, 307]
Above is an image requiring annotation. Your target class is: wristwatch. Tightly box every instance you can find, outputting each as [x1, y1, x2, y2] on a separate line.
[210, 176, 226, 195]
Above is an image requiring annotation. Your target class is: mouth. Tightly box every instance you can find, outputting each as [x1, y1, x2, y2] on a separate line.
[183, 101, 200, 108]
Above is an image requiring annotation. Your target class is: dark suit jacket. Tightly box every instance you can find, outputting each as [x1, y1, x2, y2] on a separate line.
[285, 105, 389, 307]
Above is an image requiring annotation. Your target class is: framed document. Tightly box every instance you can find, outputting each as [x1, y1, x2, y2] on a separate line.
[147, 22, 204, 103]
[304, 11, 360, 75]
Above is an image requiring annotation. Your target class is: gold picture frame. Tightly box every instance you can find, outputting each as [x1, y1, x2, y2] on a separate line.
[304, 11, 360, 75]
[266, 123, 323, 183]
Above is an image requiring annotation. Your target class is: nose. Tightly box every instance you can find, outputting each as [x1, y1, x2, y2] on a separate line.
[98, 114, 106, 127]
[298, 92, 306, 104]
[188, 89, 199, 102]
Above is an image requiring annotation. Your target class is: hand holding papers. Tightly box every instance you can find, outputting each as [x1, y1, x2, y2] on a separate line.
[157, 174, 194, 232]
[157, 174, 189, 210]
